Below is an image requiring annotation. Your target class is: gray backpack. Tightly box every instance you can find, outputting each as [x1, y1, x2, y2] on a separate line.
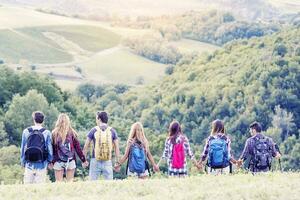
[252, 136, 272, 170]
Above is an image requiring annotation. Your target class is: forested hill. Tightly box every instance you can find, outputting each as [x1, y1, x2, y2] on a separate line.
[104, 27, 300, 160]
[0, 27, 299, 184]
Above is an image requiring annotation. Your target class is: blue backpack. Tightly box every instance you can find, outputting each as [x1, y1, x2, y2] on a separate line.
[128, 143, 146, 174]
[208, 137, 230, 168]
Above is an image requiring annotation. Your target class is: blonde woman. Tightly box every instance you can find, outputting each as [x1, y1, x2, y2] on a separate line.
[114, 122, 159, 178]
[198, 119, 237, 175]
[52, 113, 88, 182]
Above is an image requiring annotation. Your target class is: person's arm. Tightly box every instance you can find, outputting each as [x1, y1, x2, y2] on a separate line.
[83, 138, 92, 158]
[199, 138, 210, 163]
[118, 143, 131, 165]
[83, 128, 95, 158]
[239, 139, 250, 161]
[47, 131, 53, 163]
[227, 137, 237, 164]
[20, 129, 27, 167]
[158, 139, 169, 166]
[146, 146, 159, 172]
[184, 137, 198, 168]
[111, 128, 120, 162]
[270, 139, 281, 159]
[146, 147, 155, 166]
[73, 136, 86, 163]
[113, 139, 120, 162]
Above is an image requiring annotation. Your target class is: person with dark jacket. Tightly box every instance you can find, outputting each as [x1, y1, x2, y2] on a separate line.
[52, 113, 88, 182]
[238, 122, 281, 173]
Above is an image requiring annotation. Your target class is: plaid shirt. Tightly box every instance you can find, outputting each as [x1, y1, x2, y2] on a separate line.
[240, 133, 277, 168]
[162, 135, 195, 174]
[201, 133, 232, 162]
[239, 133, 277, 172]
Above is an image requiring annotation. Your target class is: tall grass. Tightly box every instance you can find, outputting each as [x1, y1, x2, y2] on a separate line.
[0, 173, 299, 200]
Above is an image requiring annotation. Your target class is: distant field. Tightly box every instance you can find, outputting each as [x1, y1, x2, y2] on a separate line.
[0, 173, 299, 200]
[268, 0, 300, 13]
[20, 25, 121, 52]
[81, 47, 167, 85]
[0, 25, 120, 64]
[0, 5, 221, 90]
[171, 39, 220, 54]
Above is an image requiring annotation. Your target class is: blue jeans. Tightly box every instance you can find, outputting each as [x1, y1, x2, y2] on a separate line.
[89, 158, 113, 180]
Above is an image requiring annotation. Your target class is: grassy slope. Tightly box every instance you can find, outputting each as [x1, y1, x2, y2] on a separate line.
[19, 25, 121, 52]
[0, 25, 121, 64]
[0, 173, 299, 200]
[0, 29, 72, 64]
[82, 48, 167, 85]
[171, 39, 220, 54]
[268, 0, 300, 13]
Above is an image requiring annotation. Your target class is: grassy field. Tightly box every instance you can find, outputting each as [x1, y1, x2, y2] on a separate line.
[268, 0, 300, 13]
[81, 47, 167, 85]
[0, 173, 299, 200]
[171, 39, 220, 54]
[0, 25, 121, 64]
[0, 5, 222, 89]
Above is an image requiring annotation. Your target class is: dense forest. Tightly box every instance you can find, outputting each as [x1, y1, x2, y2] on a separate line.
[0, 24, 299, 183]
[123, 10, 281, 64]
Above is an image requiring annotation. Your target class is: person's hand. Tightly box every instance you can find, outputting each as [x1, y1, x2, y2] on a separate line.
[48, 163, 53, 170]
[197, 161, 203, 171]
[275, 152, 281, 159]
[82, 161, 89, 168]
[237, 159, 243, 168]
[153, 164, 160, 172]
[127, 139, 134, 145]
[114, 163, 121, 172]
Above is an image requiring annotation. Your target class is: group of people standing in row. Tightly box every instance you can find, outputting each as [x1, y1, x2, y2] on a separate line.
[20, 111, 281, 184]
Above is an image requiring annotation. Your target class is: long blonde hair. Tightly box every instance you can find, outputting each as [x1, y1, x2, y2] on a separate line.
[52, 113, 78, 144]
[210, 119, 226, 136]
[128, 122, 149, 149]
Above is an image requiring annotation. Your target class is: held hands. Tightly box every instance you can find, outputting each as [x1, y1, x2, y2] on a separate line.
[82, 161, 89, 168]
[153, 164, 160, 172]
[236, 159, 243, 168]
[48, 163, 53, 170]
[275, 152, 281, 159]
[196, 161, 203, 172]
[114, 162, 121, 172]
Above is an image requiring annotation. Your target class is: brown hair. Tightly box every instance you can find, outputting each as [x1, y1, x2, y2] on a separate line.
[210, 119, 225, 136]
[168, 121, 182, 144]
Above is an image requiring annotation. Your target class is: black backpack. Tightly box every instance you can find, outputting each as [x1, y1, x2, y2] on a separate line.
[252, 136, 272, 170]
[25, 127, 48, 163]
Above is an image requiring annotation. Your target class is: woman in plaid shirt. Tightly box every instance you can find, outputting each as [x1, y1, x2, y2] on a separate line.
[159, 121, 199, 177]
[198, 119, 237, 175]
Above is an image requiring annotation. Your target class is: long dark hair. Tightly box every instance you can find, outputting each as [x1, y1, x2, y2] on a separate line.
[210, 119, 225, 136]
[168, 121, 182, 144]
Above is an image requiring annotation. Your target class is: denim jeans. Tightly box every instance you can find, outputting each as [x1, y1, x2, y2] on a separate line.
[89, 158, 113, 180]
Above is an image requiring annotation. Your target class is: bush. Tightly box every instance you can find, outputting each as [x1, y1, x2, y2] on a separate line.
[274, 44, 288, 57]
[165, 65, 175, 75]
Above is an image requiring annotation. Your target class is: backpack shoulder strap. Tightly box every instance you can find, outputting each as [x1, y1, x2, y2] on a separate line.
[39, 128, 46, 134]
[94, 126, 101, 132]
[27, 127, 33, 133]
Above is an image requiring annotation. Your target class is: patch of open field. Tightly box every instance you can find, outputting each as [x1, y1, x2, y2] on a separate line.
[171, 39, 220, 54]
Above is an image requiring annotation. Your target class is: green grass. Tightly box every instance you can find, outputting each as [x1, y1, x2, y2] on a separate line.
[0, 173, 299, 200]
[0, 25, 121, 64]
[268, 0, 300, 13]
[82, 48, 167, 85]
[0, 29, 72, 64]
[19, 25, 121, 52]
[171, 39, 220, 54]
